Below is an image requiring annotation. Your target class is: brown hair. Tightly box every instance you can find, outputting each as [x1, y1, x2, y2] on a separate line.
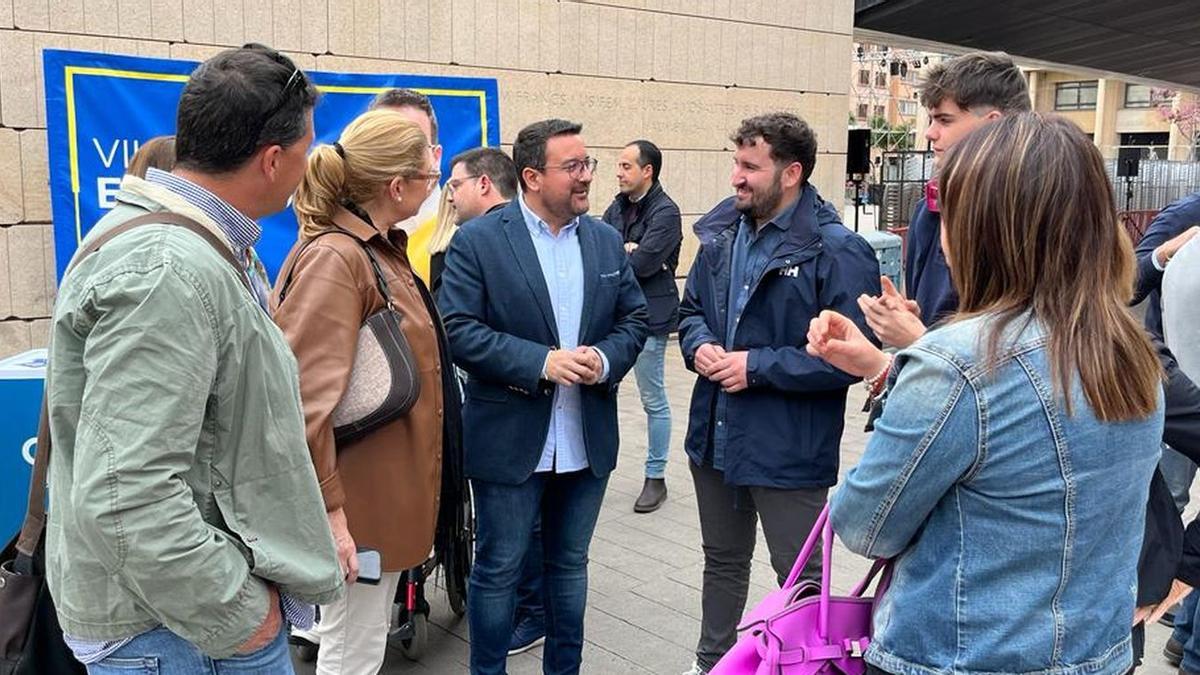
[730, 112, 818, 183]
[939, 112, 1160, 421]
[126, 135, 176, 178]
[293, 110, 429, 239]
[369, 88, 438, 143]
[918, 51, 1031, 114]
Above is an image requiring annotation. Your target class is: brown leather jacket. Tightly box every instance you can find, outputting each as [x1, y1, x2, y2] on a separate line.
[271, 210, 444, 571]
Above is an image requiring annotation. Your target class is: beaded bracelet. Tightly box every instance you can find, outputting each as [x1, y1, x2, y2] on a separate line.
[863, 355, 894, 397]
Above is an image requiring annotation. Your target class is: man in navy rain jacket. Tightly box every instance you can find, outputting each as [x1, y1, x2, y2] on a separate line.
[677, 112, 880, 674]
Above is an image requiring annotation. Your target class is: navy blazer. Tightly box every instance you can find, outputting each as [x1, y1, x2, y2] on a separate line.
[437, 199, 649, 485]
[904, 200, 958, 327]
[1133, 191, 1200, 338]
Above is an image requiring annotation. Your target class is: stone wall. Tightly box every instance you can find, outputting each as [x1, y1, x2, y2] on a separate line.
[0, 0, 853, 356]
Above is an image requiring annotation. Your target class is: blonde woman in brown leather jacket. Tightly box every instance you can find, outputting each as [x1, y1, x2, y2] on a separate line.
[271, 109, 445, 674]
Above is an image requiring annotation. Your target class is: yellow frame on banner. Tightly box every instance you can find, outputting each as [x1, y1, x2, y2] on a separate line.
[63, 65, 491, 243]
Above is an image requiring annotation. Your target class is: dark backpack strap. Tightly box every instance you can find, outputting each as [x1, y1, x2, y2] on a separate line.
[17, 211, 251, 559]
[15, 394, 51, 560]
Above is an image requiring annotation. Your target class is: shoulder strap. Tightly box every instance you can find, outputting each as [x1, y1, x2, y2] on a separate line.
[275, 230, 342, 305]
[15, 396, 51, 558]
[276, 228, 394, 310]
[67, 211, 252, 293]
[16, 210, 250, 559]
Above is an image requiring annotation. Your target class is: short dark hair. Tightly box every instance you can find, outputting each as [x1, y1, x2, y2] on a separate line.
[918, 51, 1031, 114]
[512, 119, 583, 190]
[730, 113, 818, 183]
[174, 44, 317, 174]
[449, 147, 519, 200]
[627, 139, 663, 183]
[369, 88, 439, 143]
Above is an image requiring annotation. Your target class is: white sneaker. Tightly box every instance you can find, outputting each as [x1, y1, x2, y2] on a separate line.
[681, 662, 709, 675]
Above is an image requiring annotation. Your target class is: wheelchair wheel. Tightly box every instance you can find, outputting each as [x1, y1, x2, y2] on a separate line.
[396, 612, 428, 661]
[446, 483, 475, 617]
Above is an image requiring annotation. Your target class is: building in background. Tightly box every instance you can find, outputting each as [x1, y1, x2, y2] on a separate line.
[1026, 70, 1199, 161]
[849, 42, 943, 151]
[850, 42, 1200, 164]
[0, 1, 857, 357]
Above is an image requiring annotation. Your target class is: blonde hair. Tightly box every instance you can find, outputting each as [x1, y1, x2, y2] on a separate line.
[427, 187, 458, 254]
[293, 109, 430, 239]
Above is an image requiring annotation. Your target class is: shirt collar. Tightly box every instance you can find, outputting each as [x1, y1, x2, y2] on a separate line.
[628, 182, 653, 204]
[741, 194, 802, 235]
[518, 192, 579, 237]
[145, 168, 262, 253]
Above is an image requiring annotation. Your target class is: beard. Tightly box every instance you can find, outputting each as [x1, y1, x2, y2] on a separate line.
[736, 177, 784, 223]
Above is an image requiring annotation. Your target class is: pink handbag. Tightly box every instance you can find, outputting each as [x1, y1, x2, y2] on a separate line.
[710, 505, 891, 675]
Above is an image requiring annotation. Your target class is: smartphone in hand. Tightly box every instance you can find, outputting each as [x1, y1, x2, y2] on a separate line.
[356, 547, 382, 585]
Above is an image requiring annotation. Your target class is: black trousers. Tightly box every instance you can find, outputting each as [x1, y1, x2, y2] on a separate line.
[690, 461, 827, 670]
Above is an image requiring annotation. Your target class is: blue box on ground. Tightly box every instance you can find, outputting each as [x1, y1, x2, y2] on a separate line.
[861, 229, 903, 293]
[1, 349, 46, 542]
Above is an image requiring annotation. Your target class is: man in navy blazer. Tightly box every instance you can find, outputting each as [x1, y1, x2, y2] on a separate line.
[438, 118, 648, 674]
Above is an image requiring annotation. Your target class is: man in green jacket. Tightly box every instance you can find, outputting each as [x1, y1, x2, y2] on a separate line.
[45, 44, 343, 672]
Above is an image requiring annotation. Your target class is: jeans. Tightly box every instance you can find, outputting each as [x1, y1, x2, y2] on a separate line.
[690, 461, 827, 671]
[1174, 590, 1200, 673]
[85, 624, 291, 674]
[634, 334, 672, 479]
[468, 470, 608, 675]
[514, 517, 546, 625]
[1161, 443, 1197, 513]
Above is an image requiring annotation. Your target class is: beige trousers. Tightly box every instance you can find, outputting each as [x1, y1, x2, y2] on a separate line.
[295, 571, 403, 675]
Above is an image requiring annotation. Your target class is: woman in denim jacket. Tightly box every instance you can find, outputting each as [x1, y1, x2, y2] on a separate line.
[807, 113, 1165, 675]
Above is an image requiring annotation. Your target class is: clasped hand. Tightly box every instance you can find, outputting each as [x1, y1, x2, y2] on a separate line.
[545, 347, 604, 386]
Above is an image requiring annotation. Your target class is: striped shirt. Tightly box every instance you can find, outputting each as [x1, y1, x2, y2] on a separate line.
[145, 168, 274, 311]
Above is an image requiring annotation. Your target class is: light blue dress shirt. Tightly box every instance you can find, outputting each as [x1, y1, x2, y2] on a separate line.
[518, 194, 609, 473]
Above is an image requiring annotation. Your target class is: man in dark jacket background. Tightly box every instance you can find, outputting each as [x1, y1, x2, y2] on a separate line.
[677, 112, 881, 675]
[862, 52, 1029, 349]
[1133, 192, 1200, 516]
[602, 140, 683, 513]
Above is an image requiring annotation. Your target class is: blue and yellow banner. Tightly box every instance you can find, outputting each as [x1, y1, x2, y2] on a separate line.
[43, 49, 500, 282]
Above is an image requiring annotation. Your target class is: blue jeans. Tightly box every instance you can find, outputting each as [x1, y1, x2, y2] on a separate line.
[468, 470, 608, 675]
[514, 517, 545, 624]
[1173, 590, 1200, 671]
[634, 334, 671, 479]
[85, 624, 291, 674]
[1161, 443, 1197, 513]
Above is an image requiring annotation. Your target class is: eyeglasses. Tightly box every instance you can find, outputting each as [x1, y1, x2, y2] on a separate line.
[541, 157, 598, 179]
[407, 170, 442, 191]
[254, 68, 307, 144]
[446, 175, 480, 196]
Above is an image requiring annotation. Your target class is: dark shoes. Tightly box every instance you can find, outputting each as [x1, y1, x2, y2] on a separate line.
[1166, 636, 1184, 667]
[507, 614, 546, 656]
[634, 477, 668, 513]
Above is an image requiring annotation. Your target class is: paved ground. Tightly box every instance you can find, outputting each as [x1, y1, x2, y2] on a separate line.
[296, 340, 1182, 674]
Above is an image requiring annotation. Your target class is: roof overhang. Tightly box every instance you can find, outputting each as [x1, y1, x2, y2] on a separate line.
[854, 0, 1200, 92]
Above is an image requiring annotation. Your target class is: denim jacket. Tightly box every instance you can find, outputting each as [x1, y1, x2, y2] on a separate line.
[831, 314, 1163, 675]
